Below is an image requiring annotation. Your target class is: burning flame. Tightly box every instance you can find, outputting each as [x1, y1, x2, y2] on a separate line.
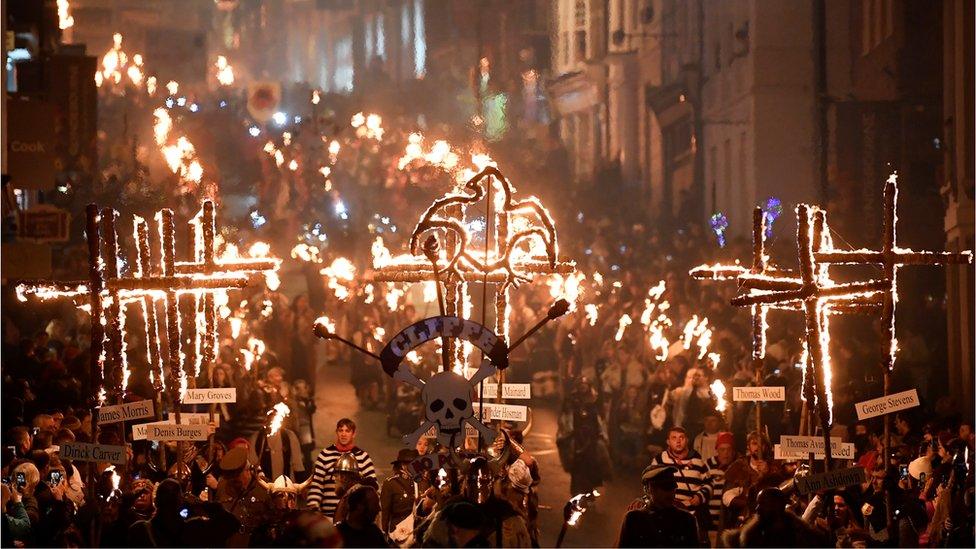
[711, 379, 727, 412]
[268, 402, 291, 436]
[314, 316, 336, 334]
[57, 0, 74, 30]
[320, 257, 356, 300]
[215, 55, 235, 86]
[351, 112, 384, 140]
[614, 314, 632, 342]
[584, 304, 599, 326]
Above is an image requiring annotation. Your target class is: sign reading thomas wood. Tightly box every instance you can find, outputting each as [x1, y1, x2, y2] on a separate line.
[855, 389, 920, 420]
[97, 400, 155, 424]
[182, 387, 237, 404]
[59, 442, 127, 465]
[732, 386, 786, 401]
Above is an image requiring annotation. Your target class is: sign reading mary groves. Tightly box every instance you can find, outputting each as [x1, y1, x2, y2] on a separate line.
[182, 387, 237, 404]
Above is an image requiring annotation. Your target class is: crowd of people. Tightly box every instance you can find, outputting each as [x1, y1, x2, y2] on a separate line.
[2, 40, 974, 547]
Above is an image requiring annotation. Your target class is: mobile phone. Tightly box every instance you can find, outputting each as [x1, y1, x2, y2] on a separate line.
[179, 507, 190, 519]
[899, 464, 909, 480]
[48, 470, 63, 485]
[31, 427, 39, 436]
[15, 472, 26, 488]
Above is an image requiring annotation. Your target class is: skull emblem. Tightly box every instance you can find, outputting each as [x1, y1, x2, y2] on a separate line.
[399, 358, 498, 449]
[422, 372, 474, 446]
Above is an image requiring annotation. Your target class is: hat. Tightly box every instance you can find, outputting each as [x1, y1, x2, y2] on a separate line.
[334, 452, 359, 474]
[716, 432, 735, 449]
[641, 466, 678, 488]
[908, 456, 932, 481]
[392, 448, 419, 465]
[442, 500, 486, 531]
[219, 446, 248, 472]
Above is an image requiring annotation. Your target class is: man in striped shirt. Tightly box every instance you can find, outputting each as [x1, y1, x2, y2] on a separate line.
[306, 418, 377, 518]
[649, 426, 712, 536]
[705, 431, 736, 538]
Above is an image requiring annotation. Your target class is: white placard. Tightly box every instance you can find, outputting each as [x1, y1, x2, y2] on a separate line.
[775, 443, 856, 460]
[479, 383, 532, 400]
[472, 403, 528, 422]
[796, 467, 868, 495]
[182, 388, 237, 404]
[165, 412, 220, 427]
[776, 436, 856, 460]
[97, 400, 155, 424]
[855, 389, 920, 420]
[144, 423, 209, 441]
[59, 442, 127, 465]
[732, 386, 785, 402]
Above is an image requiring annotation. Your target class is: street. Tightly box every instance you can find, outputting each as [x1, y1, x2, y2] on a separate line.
[313, 356, 640, 547]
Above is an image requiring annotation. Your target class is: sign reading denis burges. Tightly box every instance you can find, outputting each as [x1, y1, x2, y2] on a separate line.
[144, 423, 209, 441]
[97, 400, 155, 424]
[59, 442, 127, 465]
[732, 386, 786, 402]
[855, 389, 920, 420]
[796, 467, 868, 495]
[182, 387, 237, 404]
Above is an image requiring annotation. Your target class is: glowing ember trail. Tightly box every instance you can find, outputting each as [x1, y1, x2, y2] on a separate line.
[268, 402, 291, 436]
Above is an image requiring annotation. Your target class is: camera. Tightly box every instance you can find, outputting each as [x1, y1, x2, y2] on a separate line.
[15, 472, 26, 489]
[899, 464, 910, 481]
[48, 470, 63, 486]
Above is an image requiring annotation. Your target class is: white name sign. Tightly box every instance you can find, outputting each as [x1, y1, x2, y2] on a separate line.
[796, 467, 868, 495]
[479, 383, 532, 400]
[144, 423, 209, 441]
[182, 388, 237, 404]
[855, 389, 920, 420]
[776, 436, 856, 460]
[59, 442, 127, 465]
[97, 400, 155, 424]
[732, 386, 785, 402]
[165, 412, 220, 427]
[775, 443, 856, 460]
[472, 403, 528, 422]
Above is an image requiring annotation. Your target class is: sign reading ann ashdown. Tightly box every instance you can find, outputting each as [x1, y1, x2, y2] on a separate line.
[777, 436, 855, 460]
[143, 422, 209, 441]
[182, 387, 237, 404]
[97, 400, 155, 424]
[478, 383, 532, 400]
[472, 403, 528, 422]
[855, 389, 920, 420]
[59, 442, 127, 465]
[732, 386, 785, 402]
[796, 466, 868, 495]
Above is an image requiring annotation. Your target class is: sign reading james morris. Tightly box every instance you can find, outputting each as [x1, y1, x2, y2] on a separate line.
[97, 400, 155, 424]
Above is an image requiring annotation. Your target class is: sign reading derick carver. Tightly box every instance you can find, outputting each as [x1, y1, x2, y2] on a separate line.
[59, 442, 127, 465]
[855, 389, 920, 420]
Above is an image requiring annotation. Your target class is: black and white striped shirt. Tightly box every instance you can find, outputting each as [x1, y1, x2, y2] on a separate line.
[649, 450, 712, 508]
[306, 445, 376, 517]
[705, 456, 727, 529]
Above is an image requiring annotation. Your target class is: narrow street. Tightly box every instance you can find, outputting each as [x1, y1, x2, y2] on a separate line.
[313, 356, 640, 547]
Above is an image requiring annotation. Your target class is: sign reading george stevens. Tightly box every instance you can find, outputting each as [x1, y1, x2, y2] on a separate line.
[97, 400, 155, 424]
[379, 316, 509, 377]
[182, 387, 237, 404]
[732, 386, 785, 402]
[855, 389, 920, 420]
[59, 442, 127, 465]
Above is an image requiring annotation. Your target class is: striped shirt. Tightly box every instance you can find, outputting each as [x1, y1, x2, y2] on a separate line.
[306, 445, 376, 517]
[705, 456, 727, 529]
[649, 450, 712, 508]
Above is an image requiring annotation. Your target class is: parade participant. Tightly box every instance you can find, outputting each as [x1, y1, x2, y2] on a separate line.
[648, 426, 712, 527]
[706, 431, 735, 535]
[723, 430, 781, 521]
[248, 420, 306, 482]
[558, 379, 611, 496]
[381, 448, 420, 540]
[693, 413, 723, 462]
[128, 478, 239, 547]
[101, 478, 155, 547]
[334, 484, 389, 547]
[306, 418, 377, 518]
[721, 487, 827, 547]
[617, 466, 698, 547]
[214, 446, 274, 546]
